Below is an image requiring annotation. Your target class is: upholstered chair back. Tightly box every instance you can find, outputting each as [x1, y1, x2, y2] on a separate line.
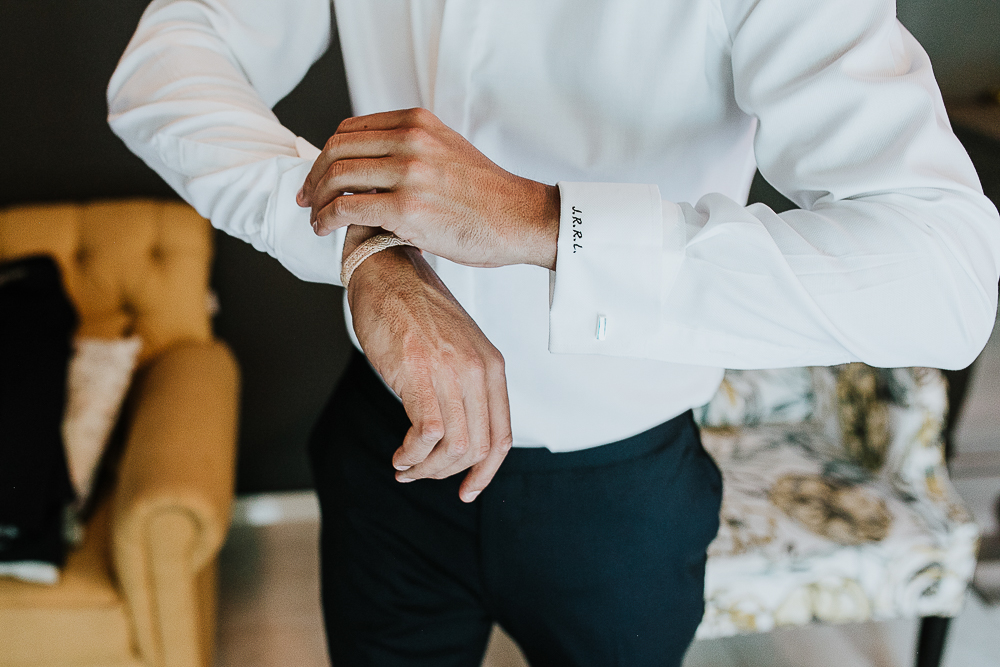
[0, 200, 212, 367]
[695, 363, 957, 522]
[692, 363, 974, 643]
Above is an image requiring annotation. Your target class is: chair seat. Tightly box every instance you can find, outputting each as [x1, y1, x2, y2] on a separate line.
[696, 423, 979, 640]
[0, 503, 140, 666]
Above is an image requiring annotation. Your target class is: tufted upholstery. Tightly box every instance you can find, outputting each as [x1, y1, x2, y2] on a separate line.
[0, 199, 212, 365]
[0, 200, 238, 667]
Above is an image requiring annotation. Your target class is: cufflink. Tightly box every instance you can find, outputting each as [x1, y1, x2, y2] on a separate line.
[595, 315, 607, 341]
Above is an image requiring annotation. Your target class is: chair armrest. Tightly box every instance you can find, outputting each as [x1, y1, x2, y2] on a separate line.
[110, 340, 240, 667]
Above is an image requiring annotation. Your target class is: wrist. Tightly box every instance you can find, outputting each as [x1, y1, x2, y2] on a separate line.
[345, 238, 421, 309]
[521, 181, 560, 271]
[342, 225, 384, 263]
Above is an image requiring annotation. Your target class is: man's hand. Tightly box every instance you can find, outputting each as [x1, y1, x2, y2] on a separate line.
[344, 226, 513, 502]
[298, 108, 560, 270]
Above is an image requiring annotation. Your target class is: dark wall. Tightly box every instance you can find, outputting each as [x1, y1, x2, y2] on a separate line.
[1, 0, 998, 494]
[898, 0, 1000, 99]
[0, 0, 354, 493]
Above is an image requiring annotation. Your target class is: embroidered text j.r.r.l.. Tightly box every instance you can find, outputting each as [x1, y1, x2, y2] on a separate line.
[571, 205, 583, 253]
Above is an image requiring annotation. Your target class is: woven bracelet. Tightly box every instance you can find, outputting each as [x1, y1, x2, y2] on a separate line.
[340, 233, 417, 291]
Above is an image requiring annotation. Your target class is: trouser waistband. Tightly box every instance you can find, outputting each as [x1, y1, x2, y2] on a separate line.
[346, 350, 698, 475]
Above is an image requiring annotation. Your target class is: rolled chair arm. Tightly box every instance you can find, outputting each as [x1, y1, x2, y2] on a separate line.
[110, 340, 240, 667]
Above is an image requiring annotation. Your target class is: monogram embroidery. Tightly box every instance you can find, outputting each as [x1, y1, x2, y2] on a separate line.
[571, 206, 583, 253]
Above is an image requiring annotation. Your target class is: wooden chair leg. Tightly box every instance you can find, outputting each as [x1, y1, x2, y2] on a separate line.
[915, 616, 951, 667]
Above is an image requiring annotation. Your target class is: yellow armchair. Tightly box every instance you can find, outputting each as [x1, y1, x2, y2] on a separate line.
[0, 200, 239, 667]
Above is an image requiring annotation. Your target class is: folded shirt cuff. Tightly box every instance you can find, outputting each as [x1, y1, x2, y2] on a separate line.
[267, 137, 347, 285]
[549, 181, 682, 357]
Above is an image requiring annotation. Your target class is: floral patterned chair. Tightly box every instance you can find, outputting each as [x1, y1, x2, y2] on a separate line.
[694, 364, 979, 667]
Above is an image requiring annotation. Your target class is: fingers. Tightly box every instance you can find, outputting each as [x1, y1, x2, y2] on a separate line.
[309, 154, 432, 236]
[311, 192, 394, 236]
[392, 353, 511, 504]
[307, 157, 399, 234]
[300, 108, 439, 205]
[301, 131, 402, 202]
[310, 158, 398, 204]
[459, 359, 512, 502]
[395, 375, 477, 482]
[394, 379, 446, 472]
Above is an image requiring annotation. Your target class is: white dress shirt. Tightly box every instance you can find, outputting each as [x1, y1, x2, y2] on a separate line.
[108, 0, 1000, 452]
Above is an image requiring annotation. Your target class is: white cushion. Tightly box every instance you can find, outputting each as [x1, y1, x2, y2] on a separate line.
[62, 336, 142, 509]
[0, 560, 59, 585]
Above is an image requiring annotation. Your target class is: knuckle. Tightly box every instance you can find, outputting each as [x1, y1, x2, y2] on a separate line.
[407, 107, 432, 123]
[496, 433, 514, 454]
[449, 438, 470, 459]
[464, 355, 487, 379]
[400, 126, 430, 149]
[399, 157, 428, 182]
[487, 349, 505, 372]
[420, 420, 445, 443]
[331, 195, 353, 218]
[328, 159, 350, 181]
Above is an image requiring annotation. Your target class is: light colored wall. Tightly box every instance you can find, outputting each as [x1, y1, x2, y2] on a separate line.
[897, 0, 1000, 99]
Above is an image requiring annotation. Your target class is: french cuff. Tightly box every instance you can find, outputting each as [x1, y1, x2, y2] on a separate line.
[266, 137, 348, 285]
[549, 181, 681, 356]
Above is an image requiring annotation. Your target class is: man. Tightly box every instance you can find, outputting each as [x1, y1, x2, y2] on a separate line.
[108, 0, 1000, 664]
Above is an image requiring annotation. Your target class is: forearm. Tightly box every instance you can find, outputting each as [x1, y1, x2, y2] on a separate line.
[344, 223, 512, 502]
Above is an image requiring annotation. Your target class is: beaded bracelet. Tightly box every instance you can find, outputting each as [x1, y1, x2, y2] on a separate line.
[340, 233, 416, 291]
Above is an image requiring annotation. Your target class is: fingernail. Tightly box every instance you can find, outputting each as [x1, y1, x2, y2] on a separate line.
[397, 476, 415, 483]
[394, 463, 411, 471]
[462, 489, 481, 503]
[311, 220, 319, 234]
[296, 187, 307, 206]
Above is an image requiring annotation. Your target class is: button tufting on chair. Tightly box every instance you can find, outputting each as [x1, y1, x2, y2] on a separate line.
[0, 199, 239, 667]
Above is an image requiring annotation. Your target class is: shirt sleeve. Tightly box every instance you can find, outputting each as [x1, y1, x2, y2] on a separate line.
[548, 0, 1000, 370]
[107, 0, 347, 285]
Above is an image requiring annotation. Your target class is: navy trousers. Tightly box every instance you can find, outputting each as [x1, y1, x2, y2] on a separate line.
[309, 352, 722, 667]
